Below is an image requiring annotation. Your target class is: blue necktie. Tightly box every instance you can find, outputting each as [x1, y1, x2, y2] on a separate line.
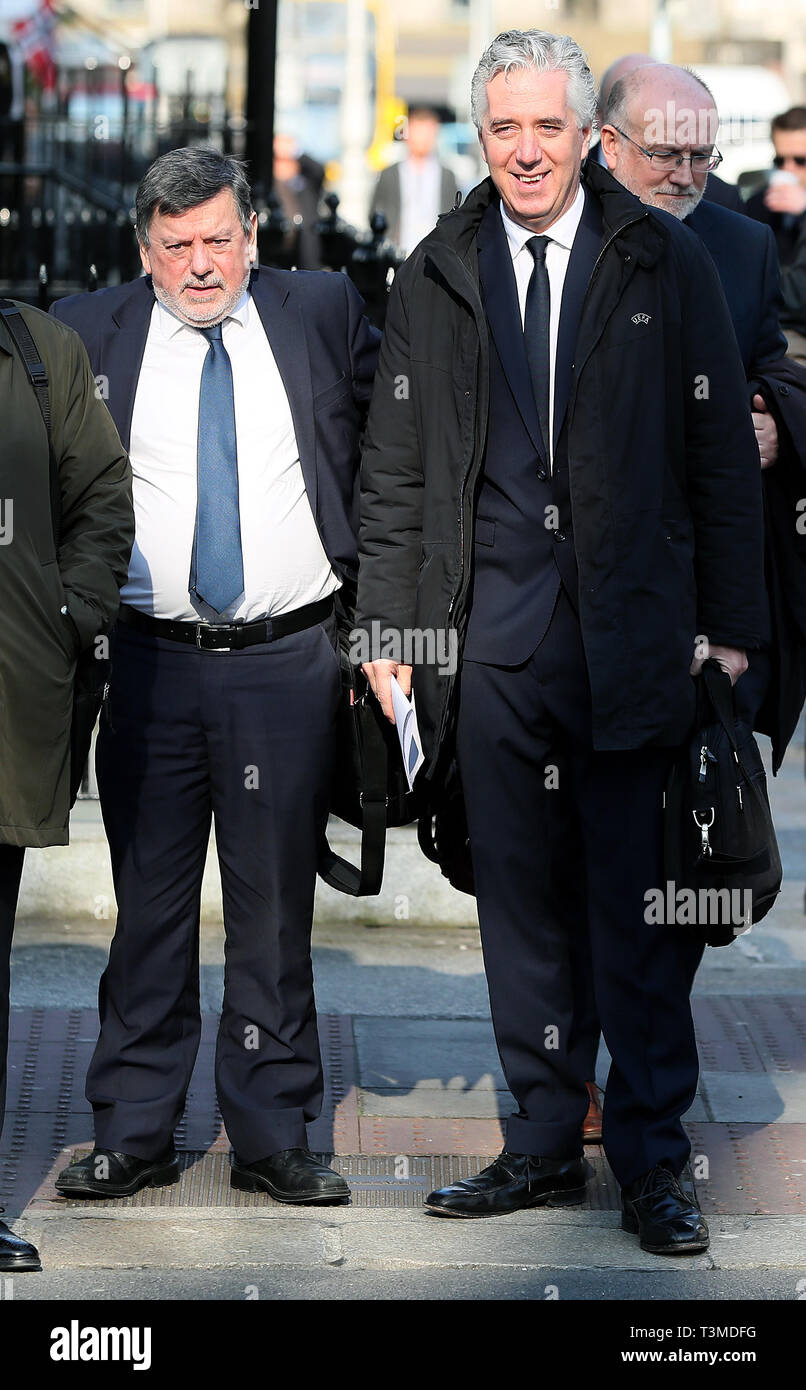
[524, 234, 552, 463]
[189, 321, 244, 615]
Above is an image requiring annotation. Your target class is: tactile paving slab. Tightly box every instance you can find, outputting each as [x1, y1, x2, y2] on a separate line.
[28, 1149, 622, 1211]
[2, 1008, 359, 1212]
[693, 996, 806, 1074]
[685, 1122, 806, 1215]
[5, 1001, 806, 1216]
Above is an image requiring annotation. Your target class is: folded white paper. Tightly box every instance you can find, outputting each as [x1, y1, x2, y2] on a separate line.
[390, 676, 425, 791]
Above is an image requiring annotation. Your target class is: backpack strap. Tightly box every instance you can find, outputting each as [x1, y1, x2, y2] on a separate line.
[0, 298, 60, 545]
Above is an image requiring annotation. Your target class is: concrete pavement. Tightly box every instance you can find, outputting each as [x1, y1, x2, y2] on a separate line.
[3, 722, 805, 1301]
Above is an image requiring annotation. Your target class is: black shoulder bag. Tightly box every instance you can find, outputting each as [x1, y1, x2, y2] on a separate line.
[0, 298, 107, 807]
[663, 658, 782, 945]
[417, 758, 475, 896]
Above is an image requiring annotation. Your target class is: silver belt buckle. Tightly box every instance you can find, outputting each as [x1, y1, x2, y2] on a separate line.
[194, 623, 229, 651]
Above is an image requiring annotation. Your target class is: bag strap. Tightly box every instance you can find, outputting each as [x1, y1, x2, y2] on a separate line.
[701, 657, 761, 784]
[318, 695, 390, 896]
[0, 298, 60, 545]
[701, 659, 739, 748]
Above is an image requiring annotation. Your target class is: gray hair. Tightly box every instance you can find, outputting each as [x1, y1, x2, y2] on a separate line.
[470, 30, 597, 133]
[605, 65, 717, 134]
[135, 146, 254, 247]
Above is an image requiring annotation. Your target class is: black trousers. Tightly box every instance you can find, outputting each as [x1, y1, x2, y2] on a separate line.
[0, 845, 25, 1146]
[456, 590, 705, 1186]
[571, 648, 773, 1088]
[87, 615, 341, 1163]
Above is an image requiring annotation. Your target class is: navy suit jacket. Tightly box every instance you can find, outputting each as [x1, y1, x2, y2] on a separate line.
[684, 199, 787, 376]
[50, 265, 381, 582]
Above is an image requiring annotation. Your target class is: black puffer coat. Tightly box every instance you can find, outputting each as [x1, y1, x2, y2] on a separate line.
[356, 160, 767, 770]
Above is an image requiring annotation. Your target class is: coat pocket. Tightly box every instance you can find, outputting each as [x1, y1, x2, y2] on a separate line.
[313, 372, 349, 411]
[474, 517, 496, 547]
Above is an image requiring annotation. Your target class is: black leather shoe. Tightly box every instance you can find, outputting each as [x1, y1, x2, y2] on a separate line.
[425, 1151, 587, 1217]
[622, 1164, 709, 1254]
[0, 1220, 41, 1272]
[230, 1149, 350, 1204]
[55, 1147, 179, 1199]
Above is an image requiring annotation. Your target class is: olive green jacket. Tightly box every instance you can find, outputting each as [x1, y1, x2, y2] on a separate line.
[0, 301, 133, 846]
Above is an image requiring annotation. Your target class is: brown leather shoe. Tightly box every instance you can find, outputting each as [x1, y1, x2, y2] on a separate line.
[583, 1081, 603, 1144]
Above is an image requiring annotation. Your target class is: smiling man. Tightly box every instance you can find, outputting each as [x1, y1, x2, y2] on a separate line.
[50, 147, 379, 1208]
[356, 31, 767, 1254]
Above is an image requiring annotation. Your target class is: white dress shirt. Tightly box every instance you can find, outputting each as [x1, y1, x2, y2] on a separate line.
[124, 292, 339, 622]
[500, 182, 586, 466]
[399, 155, 443, 254]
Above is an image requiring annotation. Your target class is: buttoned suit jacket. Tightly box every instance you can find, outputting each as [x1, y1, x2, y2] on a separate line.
[51, 265, 381, 582]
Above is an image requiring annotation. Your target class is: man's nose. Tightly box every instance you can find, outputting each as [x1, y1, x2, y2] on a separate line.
[188, 242, 214, 277]
[668, 157, 696, 186]
[515, 130, 543, 166]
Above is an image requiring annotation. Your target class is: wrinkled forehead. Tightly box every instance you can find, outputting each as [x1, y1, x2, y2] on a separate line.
[627, 90, 719, 147]
[484, 67, 577, 122]
[149, 189, 246, 241]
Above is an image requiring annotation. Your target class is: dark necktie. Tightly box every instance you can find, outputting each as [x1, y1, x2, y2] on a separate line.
[524, 234, 552, 463]
[189, 321, 244, 615]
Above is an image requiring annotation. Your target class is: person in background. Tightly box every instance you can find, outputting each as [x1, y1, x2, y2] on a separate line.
[587, 52, 744, 213]
[780, 215, 806, 362]
[585, 61, 806, 1144]
[746, 107, 806, 270]
[272, 132, 326, 269]
[371, 105, 460, 254]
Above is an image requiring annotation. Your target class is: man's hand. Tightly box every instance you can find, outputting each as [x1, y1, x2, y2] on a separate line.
[362, 659, 413, 723]
[751, 393, 778, 468]
[764, 181, 806, 217]
[690, 644, 748, 685]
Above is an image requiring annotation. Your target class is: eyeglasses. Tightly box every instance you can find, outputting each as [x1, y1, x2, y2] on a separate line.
[612, 127, 723, 173]
[773, 154, 806, 169]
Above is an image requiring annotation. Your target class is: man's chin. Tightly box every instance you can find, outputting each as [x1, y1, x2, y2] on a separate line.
[650, 191, 702, 220]
[180, 291, 226, 323]
[154, 273, 251, 328]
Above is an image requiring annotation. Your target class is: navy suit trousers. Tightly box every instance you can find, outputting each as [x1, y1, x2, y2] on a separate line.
[456, 590, 705, 1186]
[88, 615, 341, 1162]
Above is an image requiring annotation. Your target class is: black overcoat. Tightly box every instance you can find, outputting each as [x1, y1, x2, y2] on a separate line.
[356, 161, 767, 771]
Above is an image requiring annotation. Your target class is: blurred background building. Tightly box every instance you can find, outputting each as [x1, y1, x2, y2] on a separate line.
[0, 0, 805, 304]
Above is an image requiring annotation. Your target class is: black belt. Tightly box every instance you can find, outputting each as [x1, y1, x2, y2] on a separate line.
[117, 595, 335, 651]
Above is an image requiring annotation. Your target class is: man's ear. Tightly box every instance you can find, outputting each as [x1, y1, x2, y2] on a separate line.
[580, 124, 592, 160]
[138, 241, 152, 275]
[248, 211, 258, 264]
[478, 125, 490, 169]
[599, 125, 620, 171]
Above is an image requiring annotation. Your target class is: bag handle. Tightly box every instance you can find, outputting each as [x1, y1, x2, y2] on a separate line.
[318, 692, 390, 896]
[700, 657, 758, 783]
[700, 659, 738, 743]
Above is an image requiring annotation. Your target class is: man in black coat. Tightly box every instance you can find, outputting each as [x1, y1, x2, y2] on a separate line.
[356, 30, 766, 1255]
[602, 62, 806, 770]
[50, 147, 379, 1207]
